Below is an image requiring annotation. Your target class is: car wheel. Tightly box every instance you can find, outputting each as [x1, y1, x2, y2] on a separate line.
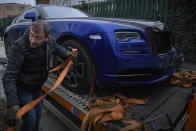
[54, 39, 95, 94]
[4, 36, 11, 57]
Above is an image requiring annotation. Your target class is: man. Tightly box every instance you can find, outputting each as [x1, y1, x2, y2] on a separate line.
[2, 20, 74, 131]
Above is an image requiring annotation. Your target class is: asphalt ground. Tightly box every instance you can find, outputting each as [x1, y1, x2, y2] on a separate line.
[0, 40, 71, 131]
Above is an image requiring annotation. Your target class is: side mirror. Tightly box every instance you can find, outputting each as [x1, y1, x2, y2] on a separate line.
[24, 12, 36, 21]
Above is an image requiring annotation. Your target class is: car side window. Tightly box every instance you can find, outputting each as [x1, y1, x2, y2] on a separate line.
[15, 8, 38, 23]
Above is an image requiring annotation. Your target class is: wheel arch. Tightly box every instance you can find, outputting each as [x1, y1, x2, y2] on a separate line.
[56, 34, 97, 79]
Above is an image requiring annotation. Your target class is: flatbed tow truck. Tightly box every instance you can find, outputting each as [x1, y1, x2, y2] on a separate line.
[0, 59, 195, 131]
[42, 74, 195, 131]
[0, 51, 190, 130]
[1, 46, 195, 131]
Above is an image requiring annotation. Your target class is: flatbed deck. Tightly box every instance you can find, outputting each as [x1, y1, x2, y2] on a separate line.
[43, 77, 192, 131]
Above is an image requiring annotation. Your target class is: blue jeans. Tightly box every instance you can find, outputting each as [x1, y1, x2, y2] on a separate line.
[17, 88, 43, 131]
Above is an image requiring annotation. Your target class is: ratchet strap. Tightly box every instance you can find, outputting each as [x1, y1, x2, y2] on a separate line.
[185, 92, 196, 131]
[6, 49, 77, 131]
[81, 93, 147, 131]
[90, 65, 95, 95]
[171, 71, 196, 88]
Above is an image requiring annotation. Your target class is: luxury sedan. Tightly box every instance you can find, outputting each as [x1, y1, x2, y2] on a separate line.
[4, 5, 176, 93]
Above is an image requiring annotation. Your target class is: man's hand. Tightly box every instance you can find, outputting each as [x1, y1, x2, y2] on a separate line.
[67, 51, 77, 57]
[5, 105, 20, 126]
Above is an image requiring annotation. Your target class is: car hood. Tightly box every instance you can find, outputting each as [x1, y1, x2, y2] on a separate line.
[47, 17, 164, 31]
[89, 17, 164, 30]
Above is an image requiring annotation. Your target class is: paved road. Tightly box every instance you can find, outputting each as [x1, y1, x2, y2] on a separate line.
[0, 40, 70, 131]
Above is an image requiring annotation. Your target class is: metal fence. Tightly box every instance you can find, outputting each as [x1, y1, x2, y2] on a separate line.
[74, 0, 175, 31]
[1, 0, 175, 33]
[0, 16, 15, 34]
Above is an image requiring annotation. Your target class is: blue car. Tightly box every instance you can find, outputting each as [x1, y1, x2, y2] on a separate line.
[4, 5, 176, 93]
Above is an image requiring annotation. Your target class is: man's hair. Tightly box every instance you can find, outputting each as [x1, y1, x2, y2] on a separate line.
[31, 20, 50, 36]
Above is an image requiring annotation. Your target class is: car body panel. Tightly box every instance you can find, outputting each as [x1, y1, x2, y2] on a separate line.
[4, 5, 176, 87]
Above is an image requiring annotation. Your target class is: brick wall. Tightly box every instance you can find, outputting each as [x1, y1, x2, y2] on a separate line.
[0, 3, 30, 19]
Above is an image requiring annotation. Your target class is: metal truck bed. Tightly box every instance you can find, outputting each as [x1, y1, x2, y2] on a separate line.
[43, 77, 192, 131]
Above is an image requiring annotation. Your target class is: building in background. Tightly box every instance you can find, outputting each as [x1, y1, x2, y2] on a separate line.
[50, 0, 105, 6]
[0, 2, 30, 19]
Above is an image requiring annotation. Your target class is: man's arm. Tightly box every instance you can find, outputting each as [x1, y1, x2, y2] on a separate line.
[2, 44, 24, 108]
[50, 39, 69, 59]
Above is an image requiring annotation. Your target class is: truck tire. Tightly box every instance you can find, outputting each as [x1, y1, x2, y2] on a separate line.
[54, 40, 95, 94]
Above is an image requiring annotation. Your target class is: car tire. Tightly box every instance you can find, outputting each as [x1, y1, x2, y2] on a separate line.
[4, 36, 11, 57]
[53, 39, 95, 94]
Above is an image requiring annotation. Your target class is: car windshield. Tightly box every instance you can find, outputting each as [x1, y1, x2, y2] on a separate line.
[42, 6, 89, 18]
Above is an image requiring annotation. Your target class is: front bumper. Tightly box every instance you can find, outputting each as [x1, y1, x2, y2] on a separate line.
[101, 66, 175, 87]
[98, 48, 176, 87]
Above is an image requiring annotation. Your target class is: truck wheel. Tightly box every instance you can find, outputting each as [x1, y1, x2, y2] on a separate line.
[54, 40, 95, 94]
[4, 36, 11, 57]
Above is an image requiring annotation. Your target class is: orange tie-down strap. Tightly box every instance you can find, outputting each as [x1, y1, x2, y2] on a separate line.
[185, 92, 196, 131]
[6, 49, 77, 131]
[81, 93, 147, 131]
[171, 71, 196, 88]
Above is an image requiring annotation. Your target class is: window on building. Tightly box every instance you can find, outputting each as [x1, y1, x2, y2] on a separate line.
[7, 6, 13, 11]
[19, 7, 25, 11]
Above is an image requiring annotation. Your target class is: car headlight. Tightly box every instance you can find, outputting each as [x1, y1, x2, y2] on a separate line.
[115, 31, 141, 42]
